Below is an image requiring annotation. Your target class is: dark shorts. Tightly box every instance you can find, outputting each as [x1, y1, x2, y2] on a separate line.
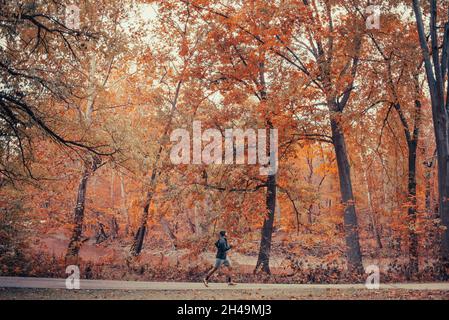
[214, 258, 231, 269]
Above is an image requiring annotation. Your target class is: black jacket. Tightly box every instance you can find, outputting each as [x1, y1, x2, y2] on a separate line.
[215, 237, 231, 259]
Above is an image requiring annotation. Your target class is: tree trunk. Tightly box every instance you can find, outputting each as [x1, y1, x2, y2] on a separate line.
[119, 173, 129, 236]
[330, 117, 364, 274]
[255, 172, 276, 274]
[391, 97, 421, 276]
[66, 50, 98, 262]
[412, 0, 449, 271]
[275, 197, 281, 230]
[110, 216, 119, 239]
[110, 170, 115, 207]
[65, 157, 100, 261]
[307, 204, 313, 224]
[360, 147, 382, 251]
[254, 63, 277, 274]
[407, 139, 419, 276]
[161, 217, 177, 249]
[130, 77, 183, 256]
[95, 222, 108, 244]
[424, 158, 435, 215]
[130, 169, 157, 256]
[65, 166, 90, 261]
[436, 129, 449, 267]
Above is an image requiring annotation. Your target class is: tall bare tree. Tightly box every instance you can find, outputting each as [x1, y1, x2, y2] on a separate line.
[412, 0, 449, 272]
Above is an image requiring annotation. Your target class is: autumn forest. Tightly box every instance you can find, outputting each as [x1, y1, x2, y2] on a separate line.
[1, 0, 449, 288]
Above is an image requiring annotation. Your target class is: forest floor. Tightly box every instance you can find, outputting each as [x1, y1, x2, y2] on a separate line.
[1, 277, 449, 300]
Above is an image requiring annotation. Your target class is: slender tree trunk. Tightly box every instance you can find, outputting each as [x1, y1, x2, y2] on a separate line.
[424, 159, 434, 215]
[110, 216, 119, 239]
[66, 50, 98, 262]
[161, 216, 177, 249]
[407, 139, 419, 275]
[130, 77, 183, 256]
[359, 145, 382, 251]
[65, 157, 99, 261]
[307, 204, 313, 224]
[110, 170, 115, 207]
[330, 116, 363, 274]
[119, 173, 129, 236]
[254, 62, 277, 274]
[425, 171, 432, 214]
[130, 168, 157, 256]
[392, 98, 421, 276]
[194, 203, 202, 236]
[95, 222, 108, 244]
[255, 173, 276, 274]
[65, 166, 90, 261]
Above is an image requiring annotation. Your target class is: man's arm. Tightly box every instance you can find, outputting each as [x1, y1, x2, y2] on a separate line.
[225, 239, 231, 251]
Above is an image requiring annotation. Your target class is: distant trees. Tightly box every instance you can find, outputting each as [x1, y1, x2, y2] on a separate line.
[367, 16, 426, 274]
[180, 0, 368, 273]
[0, 1, 131, 261]
[3, 0, 449, 280]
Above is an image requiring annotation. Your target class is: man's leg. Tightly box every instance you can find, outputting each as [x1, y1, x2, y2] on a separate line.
[205, 267, 217, 280]
[203, 259, 221, 287]
[224, 260, 236, 285]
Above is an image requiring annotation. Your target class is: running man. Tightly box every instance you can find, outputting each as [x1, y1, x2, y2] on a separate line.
[203, 230, 236, 286]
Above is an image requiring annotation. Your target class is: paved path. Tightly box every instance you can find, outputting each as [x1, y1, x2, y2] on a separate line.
[1, 277, 448, 291]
